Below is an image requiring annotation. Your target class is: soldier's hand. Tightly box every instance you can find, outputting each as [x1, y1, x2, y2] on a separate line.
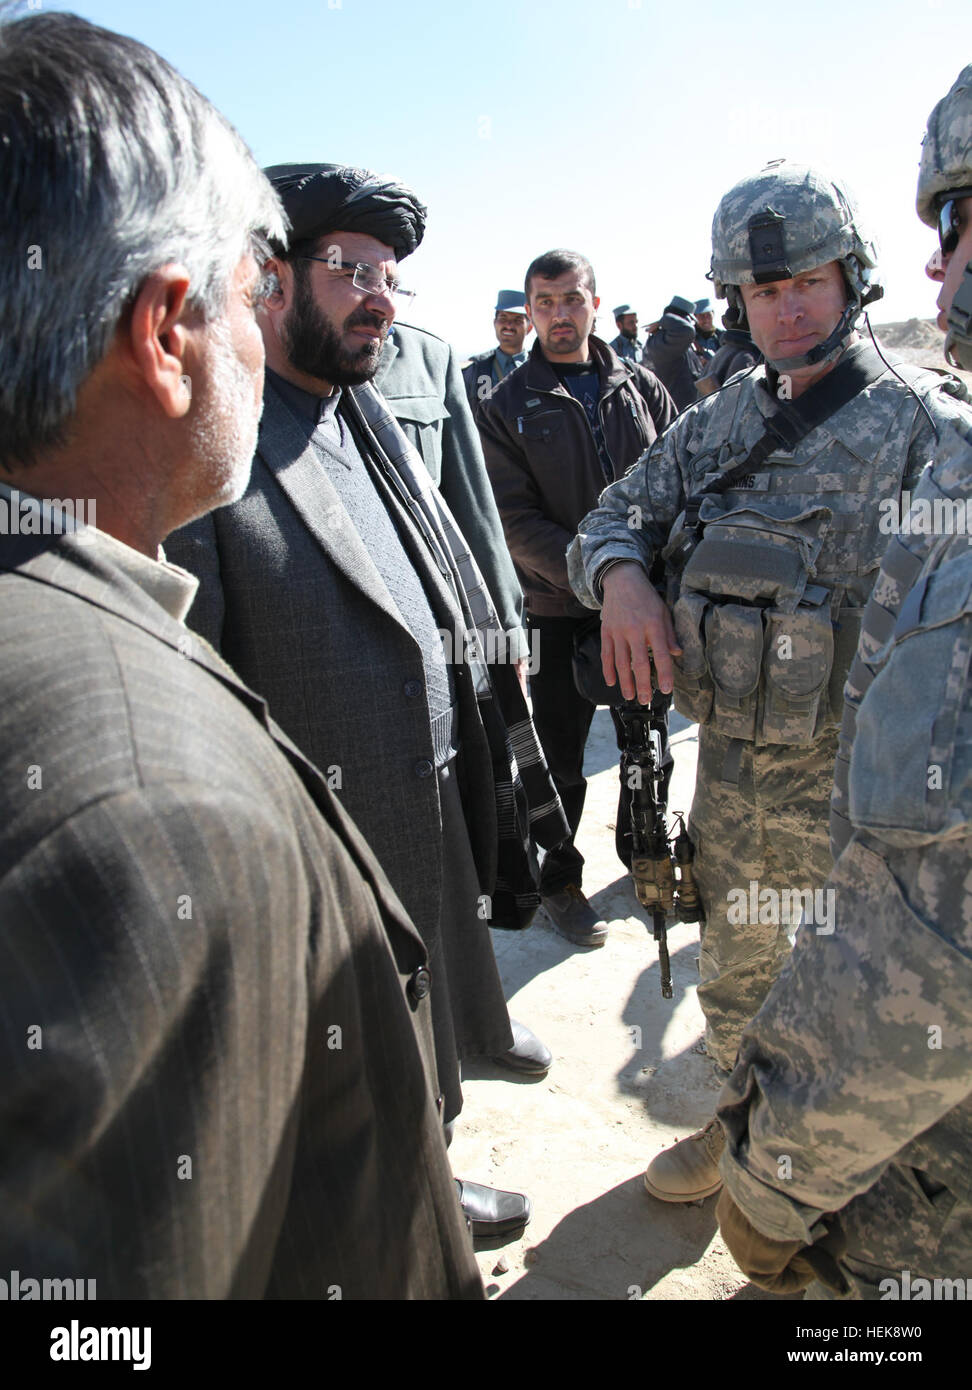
[600, 562, 681, 703]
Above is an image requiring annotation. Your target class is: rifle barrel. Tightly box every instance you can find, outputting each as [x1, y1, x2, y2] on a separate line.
[654, 909, 673, 998]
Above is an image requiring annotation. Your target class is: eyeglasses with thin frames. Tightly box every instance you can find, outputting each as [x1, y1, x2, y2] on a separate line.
[297, 257, 416, 300]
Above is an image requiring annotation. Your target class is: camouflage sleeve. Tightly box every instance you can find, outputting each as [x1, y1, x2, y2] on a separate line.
[901, 372, 972, 492]
[566, 419, 692, 608]
[719, 532, 972, 1246]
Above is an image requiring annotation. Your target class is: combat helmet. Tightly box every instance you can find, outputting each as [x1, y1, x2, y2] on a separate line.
[709, 159, 882, 372]
[917, 65, 972, 370]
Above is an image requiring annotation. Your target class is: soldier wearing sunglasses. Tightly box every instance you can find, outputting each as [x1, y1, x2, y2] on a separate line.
[713, 65, 972, 1302]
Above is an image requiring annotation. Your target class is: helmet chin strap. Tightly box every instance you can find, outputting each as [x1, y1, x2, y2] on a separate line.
[944, 260, 972, 371]
[766, 299, 860, 374]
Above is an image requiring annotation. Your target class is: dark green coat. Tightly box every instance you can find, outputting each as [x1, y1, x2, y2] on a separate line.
[375, 323, 526, 658]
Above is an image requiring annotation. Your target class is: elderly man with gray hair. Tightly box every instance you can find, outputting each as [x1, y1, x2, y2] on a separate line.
[0, 10, 481, 1300]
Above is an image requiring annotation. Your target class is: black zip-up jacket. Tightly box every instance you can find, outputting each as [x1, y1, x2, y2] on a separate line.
[477, 334, 675, 616]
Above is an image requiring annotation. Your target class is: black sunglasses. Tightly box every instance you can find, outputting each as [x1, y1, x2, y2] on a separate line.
[938, 190, 972, 256]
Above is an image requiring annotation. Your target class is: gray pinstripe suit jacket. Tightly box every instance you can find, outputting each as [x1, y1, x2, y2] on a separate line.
[0, 528, 482, 1300]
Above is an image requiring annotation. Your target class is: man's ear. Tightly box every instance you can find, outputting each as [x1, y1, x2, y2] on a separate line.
[127, 266, 194, 419]
[593, 295, 601, 311]
[261, 255, 287, 305]
[257, 256, 292, 354]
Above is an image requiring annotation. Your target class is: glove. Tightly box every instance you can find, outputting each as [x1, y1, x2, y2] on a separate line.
[716, 1189, 818, 1294]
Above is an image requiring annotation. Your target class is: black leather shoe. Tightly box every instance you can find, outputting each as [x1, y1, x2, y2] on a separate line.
[491, 1018, 553, 1075]
[455, 1179, 531, 1238]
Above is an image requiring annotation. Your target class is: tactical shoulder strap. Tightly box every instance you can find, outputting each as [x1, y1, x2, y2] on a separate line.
[682, 342, 888, 531]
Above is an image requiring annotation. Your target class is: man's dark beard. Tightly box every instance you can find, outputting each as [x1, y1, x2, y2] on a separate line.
[283, 275, 388, 385]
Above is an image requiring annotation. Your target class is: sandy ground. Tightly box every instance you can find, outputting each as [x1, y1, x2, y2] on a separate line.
[450, 707, 786, 1302]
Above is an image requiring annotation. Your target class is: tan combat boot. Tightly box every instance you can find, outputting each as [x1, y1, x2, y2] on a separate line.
[643, 1118, 725, 1202]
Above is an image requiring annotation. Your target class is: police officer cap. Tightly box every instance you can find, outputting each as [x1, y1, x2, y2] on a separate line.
[665, 295, 697, 318]
[264, 163, 427, 261]
[613, 303, 637, 318]
[917, 64, 972, 227]
[695, 297, 716, 316]
[495, 289, 529, 315]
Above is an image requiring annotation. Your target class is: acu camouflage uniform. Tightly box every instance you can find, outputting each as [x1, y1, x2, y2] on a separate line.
[568, 350, 972, 1070]
[718, 420, 972, 1298]
[717, 73, 972, 1297]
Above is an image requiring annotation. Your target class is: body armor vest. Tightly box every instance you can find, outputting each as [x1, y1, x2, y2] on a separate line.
[667, 369, 931, 748]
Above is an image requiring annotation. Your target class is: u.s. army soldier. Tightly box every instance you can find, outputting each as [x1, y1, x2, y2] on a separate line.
[567, 159, 972, 1202]
[715, 67, 972, 1301]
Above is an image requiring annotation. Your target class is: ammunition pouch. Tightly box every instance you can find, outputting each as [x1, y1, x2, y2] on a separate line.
[680, 500, 827, 608]
[706, 602, 763, 741]
[669, 502, 837, 746]
[760, 599, 834, 744]
[670, 591, 714, 725]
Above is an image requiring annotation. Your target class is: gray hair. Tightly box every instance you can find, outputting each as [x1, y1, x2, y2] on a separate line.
[0, 9, 287, 470]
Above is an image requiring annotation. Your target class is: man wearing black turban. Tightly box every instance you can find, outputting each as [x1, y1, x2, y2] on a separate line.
[265, 162, 428, 261]
[168, 163, 570, 1244]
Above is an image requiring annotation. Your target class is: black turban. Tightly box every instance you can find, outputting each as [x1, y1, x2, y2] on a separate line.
[264, 163, 427, 261]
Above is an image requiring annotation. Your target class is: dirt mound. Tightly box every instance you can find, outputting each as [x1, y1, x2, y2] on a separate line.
[869, 316, 971, 383]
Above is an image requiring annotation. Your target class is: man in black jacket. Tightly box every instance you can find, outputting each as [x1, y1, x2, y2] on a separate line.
[478, 248, 675, 946]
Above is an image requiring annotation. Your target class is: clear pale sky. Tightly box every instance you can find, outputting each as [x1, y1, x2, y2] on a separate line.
[62, 0, 961, 356]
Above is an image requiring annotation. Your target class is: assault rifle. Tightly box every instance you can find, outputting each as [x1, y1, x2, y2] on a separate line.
[616, 692, 701, 998]
[571, 624, 702, 997]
